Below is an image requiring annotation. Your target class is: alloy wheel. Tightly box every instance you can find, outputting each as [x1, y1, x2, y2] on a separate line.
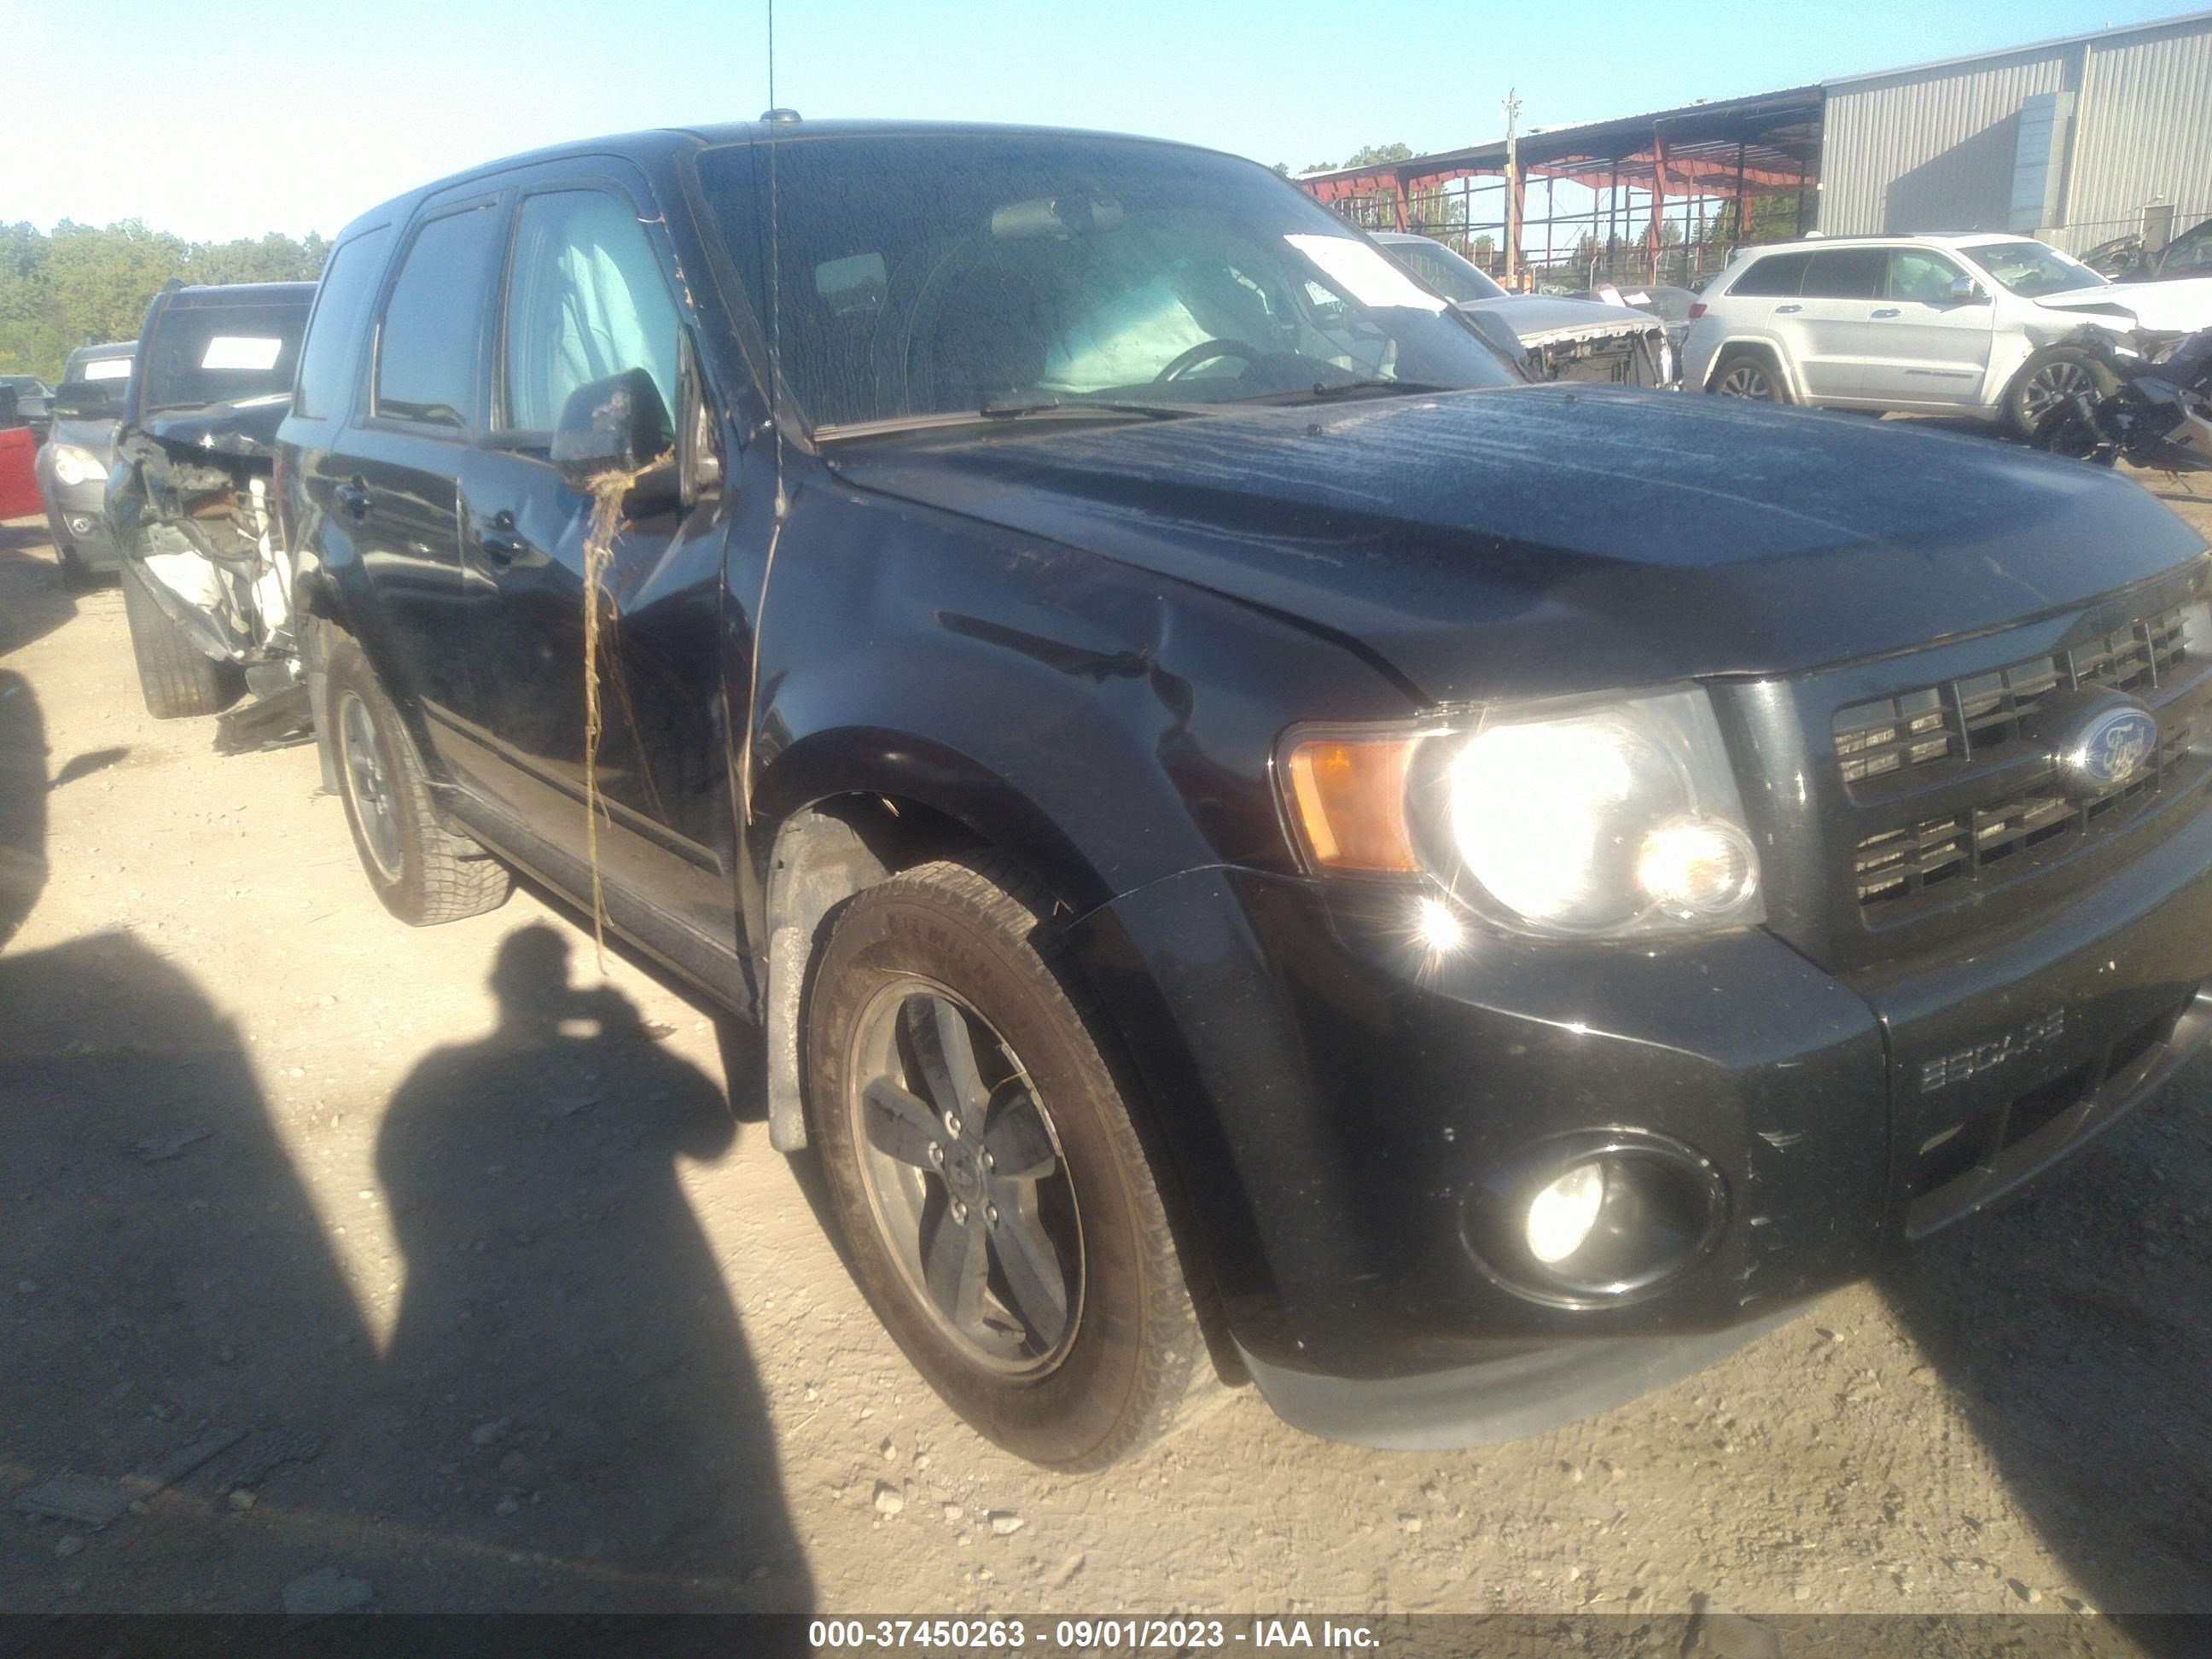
[845, 980, 1083, 1376]
[338, 691, 404, 882]
[1716, 361, 1774, 399]
[2022, 358, 2096, 428]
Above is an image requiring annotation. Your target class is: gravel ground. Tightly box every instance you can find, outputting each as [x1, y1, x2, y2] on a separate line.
[2, 468, 2209, 1627]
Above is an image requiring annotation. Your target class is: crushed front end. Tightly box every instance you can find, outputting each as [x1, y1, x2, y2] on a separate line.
[104, 280, 317, 749]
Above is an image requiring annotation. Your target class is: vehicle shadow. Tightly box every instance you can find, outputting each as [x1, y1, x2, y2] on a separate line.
[1879, 1066, 2212, 1627]
[0, 670, 811, 1622]
[370, 922, 812, 1610]
[0, 528, 76, 657]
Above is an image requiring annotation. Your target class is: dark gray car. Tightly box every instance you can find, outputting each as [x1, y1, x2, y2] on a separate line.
[1375, 232, 1675, 387]
[34, 341, 136, 585]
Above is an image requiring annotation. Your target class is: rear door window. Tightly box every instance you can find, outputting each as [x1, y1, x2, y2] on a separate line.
[501, 190, 682, 434]
[1803, 248, 1887, 300]
[375, 202, 504, 428]
[295, 226, 393, 421]
[1727, 252, 1810, 297]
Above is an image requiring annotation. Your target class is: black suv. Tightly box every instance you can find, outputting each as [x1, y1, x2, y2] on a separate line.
[277, 119, 2212, 1470]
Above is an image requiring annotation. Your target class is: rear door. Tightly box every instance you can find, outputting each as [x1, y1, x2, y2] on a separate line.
[1860, 247, 1995, 408]
[448, 168, 738, 945]
[345, 192, 508, 769]
[1788, 247, 1885, 401]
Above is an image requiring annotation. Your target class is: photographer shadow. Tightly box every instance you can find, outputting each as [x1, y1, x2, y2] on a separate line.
[371, 923, 812, 1611]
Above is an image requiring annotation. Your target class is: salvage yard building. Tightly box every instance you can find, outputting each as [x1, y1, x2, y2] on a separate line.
[1298, 9, 2212, 286]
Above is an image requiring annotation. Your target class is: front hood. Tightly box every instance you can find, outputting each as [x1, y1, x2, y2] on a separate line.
[2038, 279, 2212, 334]
[137, 393, 289, 462]
[1458, 294, 1662, 346]
[827, 386, 2207, 706]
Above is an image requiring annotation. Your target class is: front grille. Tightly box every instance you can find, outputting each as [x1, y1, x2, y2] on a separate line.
[1810, 591, 2212, 931]
[1833, 605, 2186, 788]
[1853, 725, 2193, 905]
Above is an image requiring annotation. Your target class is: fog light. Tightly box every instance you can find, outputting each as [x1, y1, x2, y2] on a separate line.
[67, 515, 96, 537]
[1462, 1130, 1729, 1308]
[1525, 1163, 1605, 1263]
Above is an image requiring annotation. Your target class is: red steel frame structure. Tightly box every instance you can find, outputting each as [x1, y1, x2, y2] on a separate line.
[1298, 88, 1824, 290]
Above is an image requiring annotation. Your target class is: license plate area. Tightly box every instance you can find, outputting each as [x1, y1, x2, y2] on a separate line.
[1901, 987, 2203, 1237]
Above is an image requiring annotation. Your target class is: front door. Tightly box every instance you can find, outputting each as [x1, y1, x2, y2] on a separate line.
[1860, 247, 1995, 408]
[448, 182, 738, 947]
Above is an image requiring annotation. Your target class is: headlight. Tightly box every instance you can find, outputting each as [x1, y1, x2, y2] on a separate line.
[1279, 686, 1763, 940]
[49, 444, 108, 488]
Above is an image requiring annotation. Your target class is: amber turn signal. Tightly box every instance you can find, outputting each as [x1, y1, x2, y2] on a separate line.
[1284, 736, 1418, 872]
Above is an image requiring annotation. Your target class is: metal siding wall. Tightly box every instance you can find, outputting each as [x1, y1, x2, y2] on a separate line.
[1821, 49, 2072, 235]
[2063, 20, 2212, 249]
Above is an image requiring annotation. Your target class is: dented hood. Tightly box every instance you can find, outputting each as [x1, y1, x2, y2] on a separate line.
[829, 385, 2208, 706]
[139, 393, 290, 463]
[1457, 294, 1663, 347]
[2036, 277, 2212, 335]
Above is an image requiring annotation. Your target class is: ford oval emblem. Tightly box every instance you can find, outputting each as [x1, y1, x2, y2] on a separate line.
[2060, 702, 2158, 796]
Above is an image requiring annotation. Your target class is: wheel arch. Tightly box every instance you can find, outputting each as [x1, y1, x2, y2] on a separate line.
[1701, 336, 1799, 399]
[751, 731, 1131, 1156]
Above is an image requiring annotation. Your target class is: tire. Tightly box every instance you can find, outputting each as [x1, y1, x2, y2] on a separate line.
[56, 547, 96, 594]
[324, 637, 512, 926]
[119, 559, 241, 719]
[806, 857, 1208, 1470]
[2007, 346, 2117, 440]
[1709, 348, 1789, 403]
[2034, 405, 2122, 466]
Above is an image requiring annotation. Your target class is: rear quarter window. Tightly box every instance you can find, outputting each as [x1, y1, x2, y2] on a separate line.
[1726, 252, 1810, 298]
[295, 226, 393, 421]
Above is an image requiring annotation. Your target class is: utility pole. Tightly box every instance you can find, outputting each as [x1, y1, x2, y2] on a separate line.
[1501, 89, 1523, 285]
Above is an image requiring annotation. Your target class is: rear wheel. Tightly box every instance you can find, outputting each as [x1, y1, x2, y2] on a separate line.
[806, 858, 1209, 1470]
[1710, 349, 1788, 403]
[325, 637, 512, 926]
[119, 559, 240, 719]
[2008, 346, 2116, 439]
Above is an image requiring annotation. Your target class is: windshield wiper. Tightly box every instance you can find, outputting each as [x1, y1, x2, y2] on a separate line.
[1226, 378, 1461, 407]
[977, 396, 1199, 421]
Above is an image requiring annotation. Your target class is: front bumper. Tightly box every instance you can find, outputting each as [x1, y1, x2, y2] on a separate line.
[34, 458, 119, 570]
[1070, 797, 2212, 1438]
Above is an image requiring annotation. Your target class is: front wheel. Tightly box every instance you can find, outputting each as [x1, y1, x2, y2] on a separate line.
[119, 560, 241, 719]
[806, 858, 1209, 1470]
[2008, 346, 2116, 439]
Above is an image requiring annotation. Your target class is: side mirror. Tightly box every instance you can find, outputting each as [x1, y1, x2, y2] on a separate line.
[1947, 276, 1988, 305]
[50, 381, 119, 420]
[551, 369, 676, 497]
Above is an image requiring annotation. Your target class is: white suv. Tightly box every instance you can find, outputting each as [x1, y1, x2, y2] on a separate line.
[1681, 232, 2212, 435]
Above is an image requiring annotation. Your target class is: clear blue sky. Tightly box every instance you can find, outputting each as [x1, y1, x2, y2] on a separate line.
[17, 0, 2198, 242]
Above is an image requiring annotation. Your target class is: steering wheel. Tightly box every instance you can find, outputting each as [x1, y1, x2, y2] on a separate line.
[1154, 339, 1263, 384]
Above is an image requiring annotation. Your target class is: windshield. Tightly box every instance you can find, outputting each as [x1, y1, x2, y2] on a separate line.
[1384, 238, 1509, 304]
[694, 134, 1518, 433]
[1970, 240, 2104, 298]
[140, 300, 311, 413]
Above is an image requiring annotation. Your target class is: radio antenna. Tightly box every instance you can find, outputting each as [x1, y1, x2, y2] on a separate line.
[738, 0, 789, 847]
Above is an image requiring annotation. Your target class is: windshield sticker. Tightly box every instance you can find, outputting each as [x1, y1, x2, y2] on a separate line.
[1285, 236, 1447, 314]
[83, 358, 132, 381]
[201, 336, 283, 371]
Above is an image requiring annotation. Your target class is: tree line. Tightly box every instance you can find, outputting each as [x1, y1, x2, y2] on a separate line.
[0, 221, 329, 381]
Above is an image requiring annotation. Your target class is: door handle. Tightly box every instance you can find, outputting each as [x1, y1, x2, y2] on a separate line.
[476, 508, 524, 567]
[1871, 307, 1901, 318]
[335, 478, 370, 520]
[1774, 304, 1802, 314]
